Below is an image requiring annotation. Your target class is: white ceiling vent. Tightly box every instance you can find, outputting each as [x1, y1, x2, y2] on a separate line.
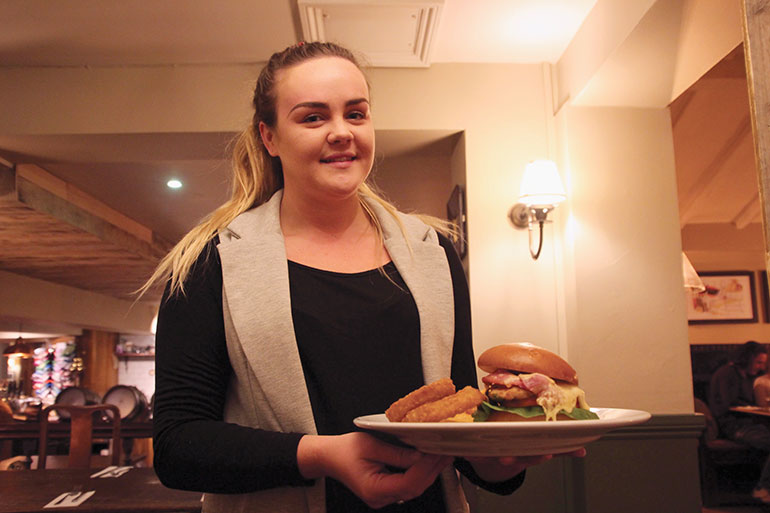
[298, 0, 444, 67]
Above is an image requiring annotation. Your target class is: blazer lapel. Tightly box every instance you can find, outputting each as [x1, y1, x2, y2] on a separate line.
[217, 191, 317, 434]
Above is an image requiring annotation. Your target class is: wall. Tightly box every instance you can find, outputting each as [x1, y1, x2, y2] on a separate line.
[373, 151, 454, 219]
[684, 222, 770, 343]
[368, 64, 693, 414]
[368, 63, 564, 369]
[557, 105, 692, 413]
[0, 270, 157, 334]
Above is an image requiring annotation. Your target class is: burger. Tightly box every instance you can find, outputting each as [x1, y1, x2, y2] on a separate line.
[476, 342, 598, 422]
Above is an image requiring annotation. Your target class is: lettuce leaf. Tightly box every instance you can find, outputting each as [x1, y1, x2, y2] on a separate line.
[473, 401, 599, 422]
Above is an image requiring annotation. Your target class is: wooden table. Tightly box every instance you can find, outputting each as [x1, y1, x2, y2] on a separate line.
[0, 420, 152, 462]
[729, 406, 770, 417]
[0, 467, 202, 513]
[0, 420, 152, 441]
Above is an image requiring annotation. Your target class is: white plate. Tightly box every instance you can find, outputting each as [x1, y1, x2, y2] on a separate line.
[353, 408, 651, 457]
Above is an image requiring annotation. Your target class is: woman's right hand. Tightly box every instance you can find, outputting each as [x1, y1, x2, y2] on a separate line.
[297, 432, 452, 509]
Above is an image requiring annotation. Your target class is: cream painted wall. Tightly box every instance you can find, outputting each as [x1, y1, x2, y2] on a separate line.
[558, 0, 742, 109]
[557, 106, 693, 414]
[0, 270, 156, 334]
[671, 0, 744, 101]
[0, 64, 256, 134]
[372, 152, 453, 219]
[556, 0, 658, 108]
[368, 64, 693, 413]
[367, 64, 565, 373]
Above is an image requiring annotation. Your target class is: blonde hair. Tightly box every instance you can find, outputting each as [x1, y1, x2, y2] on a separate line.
[139, 42, 456, 299]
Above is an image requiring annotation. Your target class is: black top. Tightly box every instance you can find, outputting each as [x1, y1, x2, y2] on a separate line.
[153, 232, 524, 512]
[708, 362, 757, 437]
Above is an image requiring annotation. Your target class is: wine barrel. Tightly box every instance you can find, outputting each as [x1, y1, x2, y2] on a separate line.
[54, 387, 102, 419]
[102, 385, 149, 422]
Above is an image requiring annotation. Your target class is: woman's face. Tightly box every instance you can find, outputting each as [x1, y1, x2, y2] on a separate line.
[259, 56, 374, 204]
[750, 352, 768, 376]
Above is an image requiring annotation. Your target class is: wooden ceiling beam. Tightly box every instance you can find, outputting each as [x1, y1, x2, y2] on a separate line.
[15, 164, 155, 245]
[732, 192, 761, 229]
[0, 164, 169, 300]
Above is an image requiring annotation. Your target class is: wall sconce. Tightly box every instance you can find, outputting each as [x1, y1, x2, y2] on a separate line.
[509, 160, 566, 260]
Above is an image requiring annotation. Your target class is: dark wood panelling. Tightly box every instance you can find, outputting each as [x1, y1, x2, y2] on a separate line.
[76, 329, 118, 398]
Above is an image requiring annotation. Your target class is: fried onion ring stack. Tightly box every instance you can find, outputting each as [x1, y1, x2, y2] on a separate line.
[385, 378, 485, 423]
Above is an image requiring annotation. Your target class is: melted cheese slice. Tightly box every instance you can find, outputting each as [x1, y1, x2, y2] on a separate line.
[520, 373, 590, 421]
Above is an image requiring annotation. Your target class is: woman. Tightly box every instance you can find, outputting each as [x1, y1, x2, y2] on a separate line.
[146, 42, 554, 513]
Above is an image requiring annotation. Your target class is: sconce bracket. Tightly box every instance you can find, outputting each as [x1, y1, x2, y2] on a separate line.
[509, 203, 530, 229]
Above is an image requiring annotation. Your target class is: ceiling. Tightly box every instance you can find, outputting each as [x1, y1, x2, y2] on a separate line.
[0, 0, 759, 308]
[0, 0, 597, 240]
[0, 0, 596, 66]
[670, 44, 759, 230]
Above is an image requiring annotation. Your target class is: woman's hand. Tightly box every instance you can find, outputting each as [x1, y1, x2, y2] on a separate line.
[297, 432, 453, 509]
[464, 448, 587, 483]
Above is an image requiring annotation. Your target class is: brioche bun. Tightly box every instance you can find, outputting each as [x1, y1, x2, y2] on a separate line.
[477, 342, 578, 385]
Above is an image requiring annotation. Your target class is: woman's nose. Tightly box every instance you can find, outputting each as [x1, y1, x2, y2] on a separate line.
[327, 119, 353, 144]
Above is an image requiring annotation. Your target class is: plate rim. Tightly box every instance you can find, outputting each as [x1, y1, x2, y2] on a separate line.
[352, 407, 652, 457]
[354, 407, 651, 430]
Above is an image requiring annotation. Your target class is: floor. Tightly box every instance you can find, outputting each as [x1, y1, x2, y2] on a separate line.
[701, 461, 769, 512]
[703, 507, 766, 513]
[702, 489, 769, 513]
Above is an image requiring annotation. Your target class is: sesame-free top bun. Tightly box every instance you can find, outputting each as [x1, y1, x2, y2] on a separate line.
[477, 342, 579, 385]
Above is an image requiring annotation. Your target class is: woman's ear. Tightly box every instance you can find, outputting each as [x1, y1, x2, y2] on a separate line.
[258, 121, 279, 157]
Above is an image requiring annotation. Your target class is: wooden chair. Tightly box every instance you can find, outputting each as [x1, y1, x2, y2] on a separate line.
[38, 404, 121, 469]
[694, 398, 767, 506]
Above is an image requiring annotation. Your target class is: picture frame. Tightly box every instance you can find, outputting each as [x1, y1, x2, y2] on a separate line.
[446, 184, 467, 259]
[687, 271, 758, 324]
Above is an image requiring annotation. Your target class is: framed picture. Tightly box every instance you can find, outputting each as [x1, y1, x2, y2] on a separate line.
[446, 185, 467, 259]
[687, 271, 758, 324]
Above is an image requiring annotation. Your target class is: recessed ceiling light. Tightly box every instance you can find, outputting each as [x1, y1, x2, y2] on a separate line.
[167, 179, 183, 189]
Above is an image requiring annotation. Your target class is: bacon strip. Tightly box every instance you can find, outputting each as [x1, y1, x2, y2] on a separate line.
[481, 370, 523, 388]
[518, 373, 554, 395]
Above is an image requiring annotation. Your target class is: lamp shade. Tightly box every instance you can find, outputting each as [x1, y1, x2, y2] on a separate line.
[682, 252, 705, 293]
[519, 160, 567, 207]
[2, 337, 32, 356]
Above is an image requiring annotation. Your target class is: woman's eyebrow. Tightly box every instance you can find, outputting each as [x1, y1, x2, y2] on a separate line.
[289, 98, 369, 114]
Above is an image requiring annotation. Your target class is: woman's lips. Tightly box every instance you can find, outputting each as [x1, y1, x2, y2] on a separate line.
[320, 155, 357, 168]
[320, 155, 356, 163]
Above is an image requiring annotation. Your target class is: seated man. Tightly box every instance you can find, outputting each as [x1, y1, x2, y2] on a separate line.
[709, 341, 770, 502]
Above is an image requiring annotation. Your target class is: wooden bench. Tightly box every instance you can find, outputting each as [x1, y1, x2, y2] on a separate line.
[690, 344, 740, 403]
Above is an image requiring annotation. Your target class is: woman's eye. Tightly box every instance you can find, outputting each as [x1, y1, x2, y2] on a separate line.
[347, 111, 366, 120]
[302, 114, 323, 123]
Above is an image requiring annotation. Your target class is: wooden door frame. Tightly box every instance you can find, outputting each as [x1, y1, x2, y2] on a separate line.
[743, 0, 770, 276]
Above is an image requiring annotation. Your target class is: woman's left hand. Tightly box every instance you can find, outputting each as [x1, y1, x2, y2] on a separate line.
[464, 448, 587, 482]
